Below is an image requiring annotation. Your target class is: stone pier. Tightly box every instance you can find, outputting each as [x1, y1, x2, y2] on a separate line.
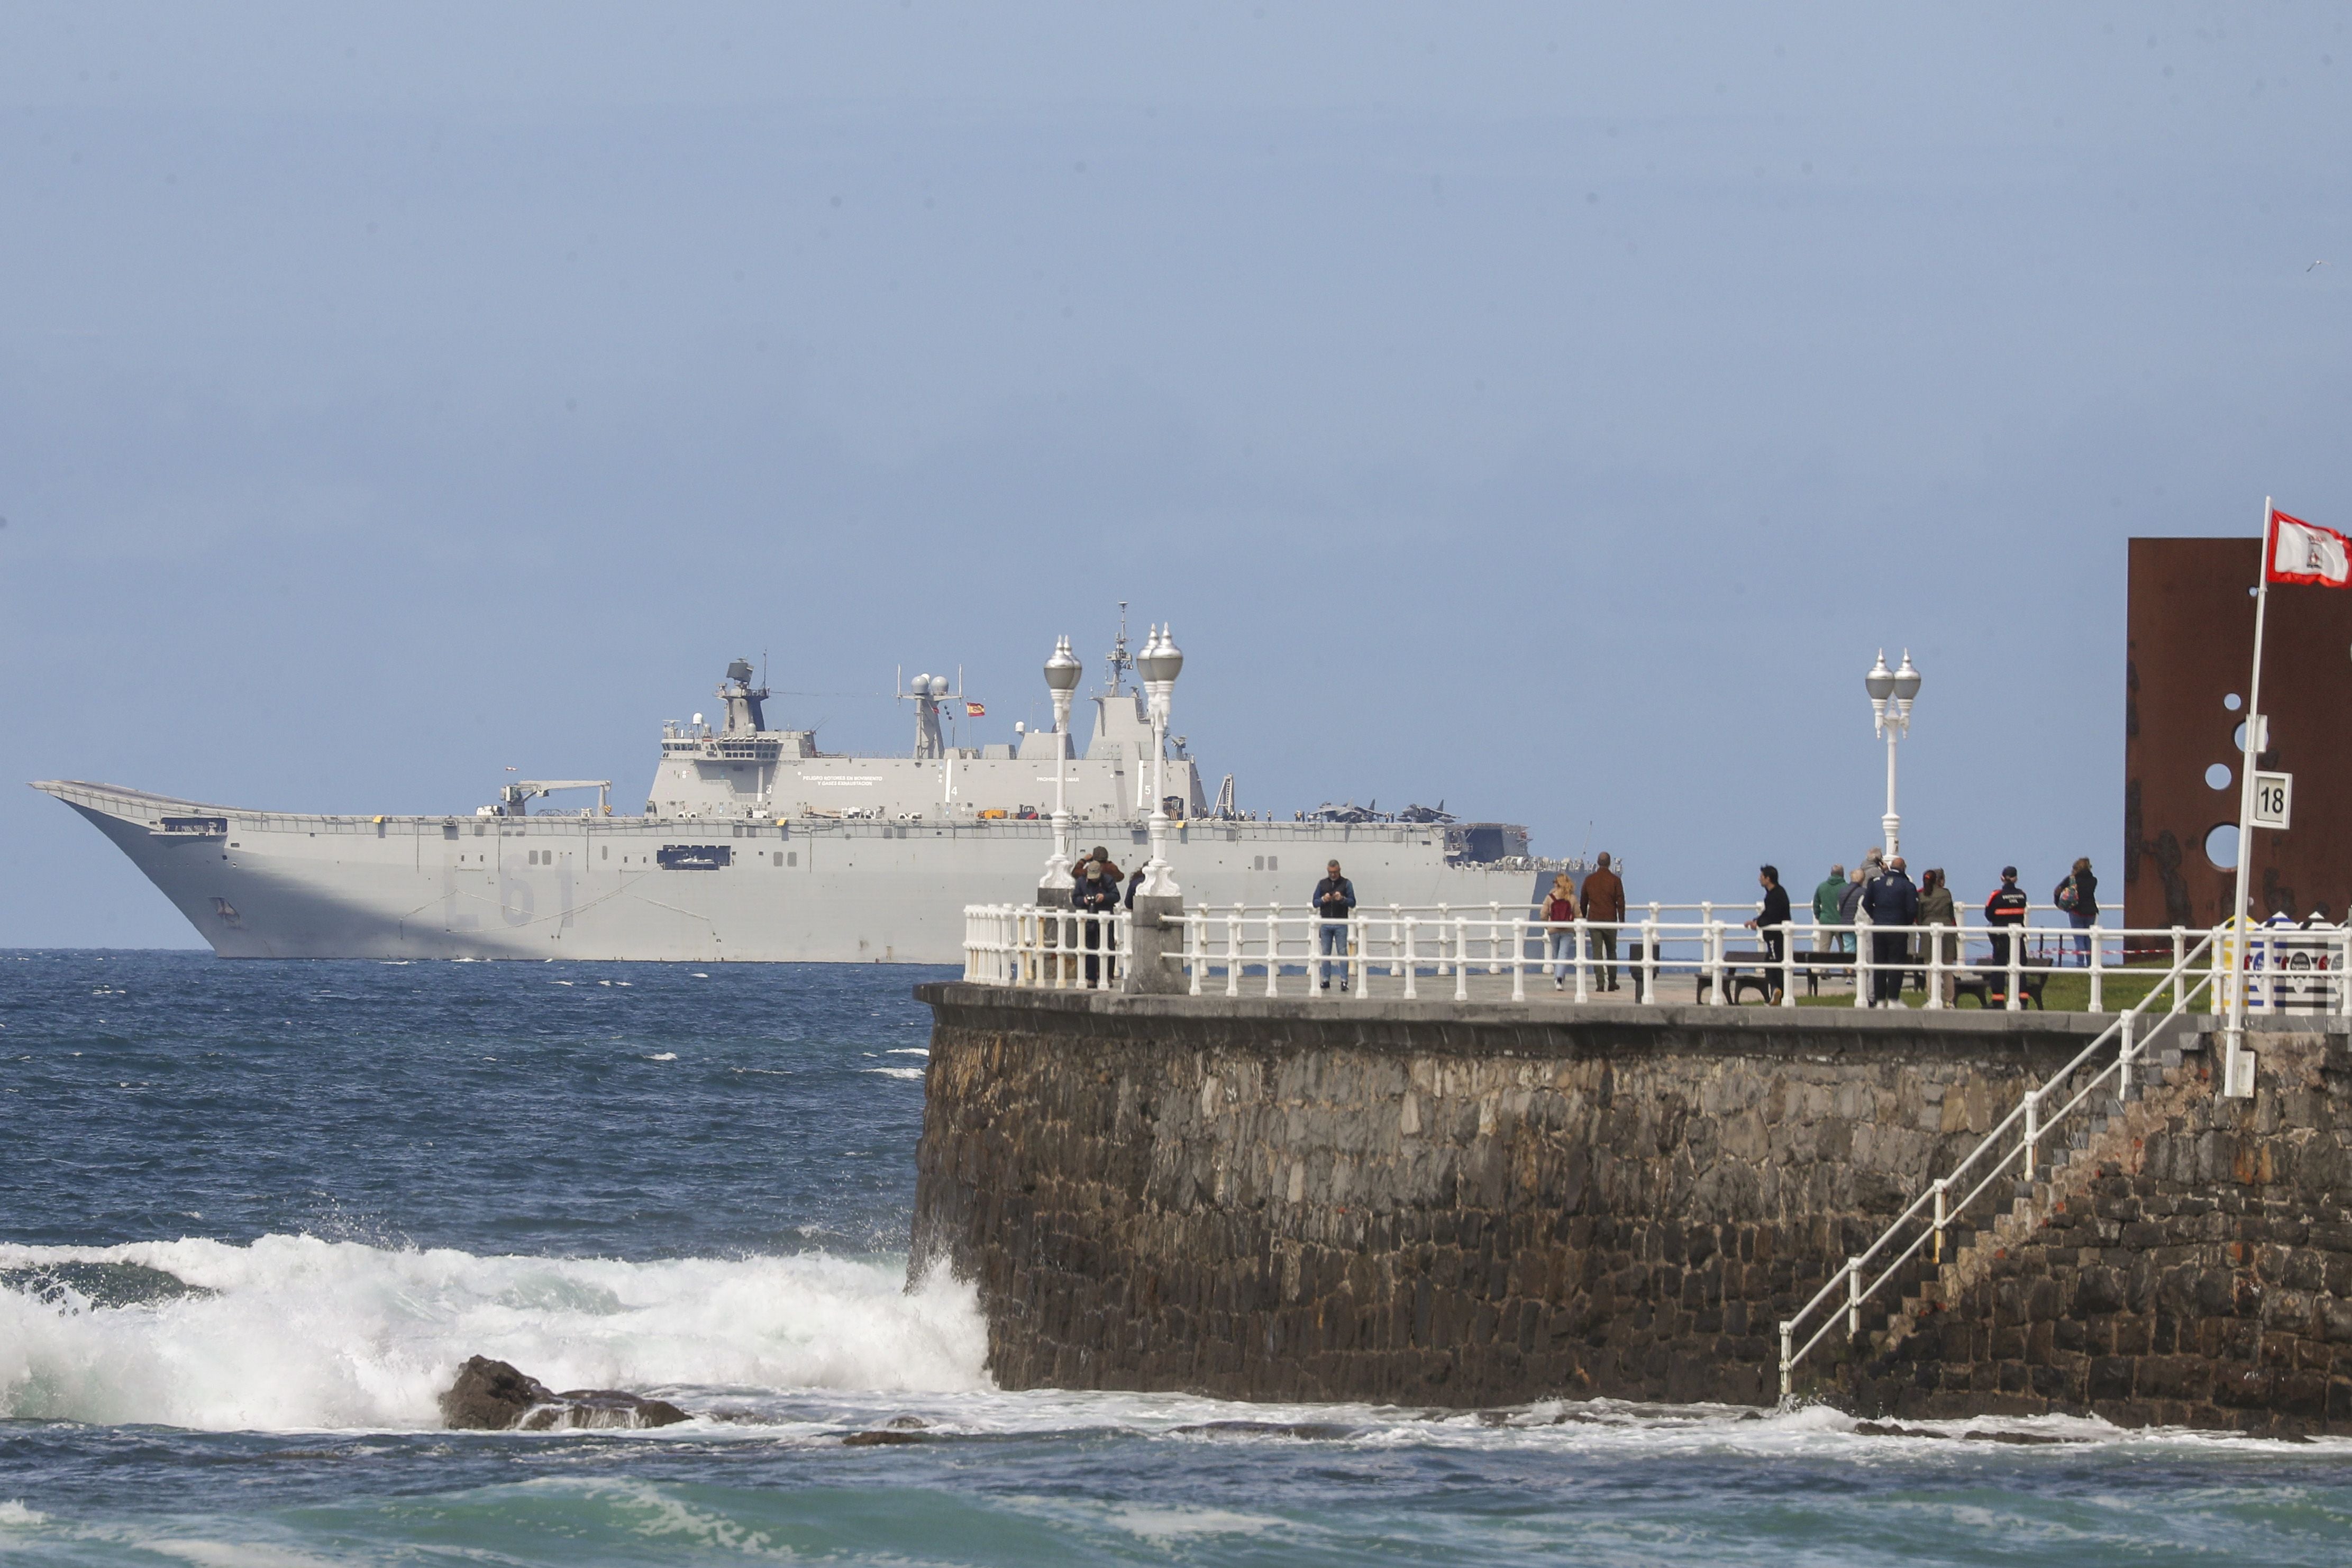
[909, 984, 2352, 1434]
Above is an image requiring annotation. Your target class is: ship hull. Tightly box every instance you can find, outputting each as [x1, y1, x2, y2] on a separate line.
[37, 782, 1552, 964]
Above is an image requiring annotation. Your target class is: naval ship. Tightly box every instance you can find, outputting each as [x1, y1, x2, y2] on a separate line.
[33, 621, 1565, 964]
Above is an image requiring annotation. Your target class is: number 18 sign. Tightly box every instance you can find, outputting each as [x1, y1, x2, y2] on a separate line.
[2251, 771, 2294, 832]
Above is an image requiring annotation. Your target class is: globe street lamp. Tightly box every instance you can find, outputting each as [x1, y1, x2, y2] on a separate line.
[1037, 634, 1083, 891]
[1136, 623, 1184, 896]
[1866, 649, 1921, 859]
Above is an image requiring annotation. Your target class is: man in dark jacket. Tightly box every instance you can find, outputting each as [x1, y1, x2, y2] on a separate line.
[1862, 854, 1919, 1005]
[1984, 866, 2029, 993]
[1745, 864, 1793, 1002]
[1312, 860, 1356, 991]
[1073, 847, 1122, 986]
[1580, 852, 1627, 991]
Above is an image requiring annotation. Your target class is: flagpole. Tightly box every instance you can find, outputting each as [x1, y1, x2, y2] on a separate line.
[2225, 497, 2274, 1090]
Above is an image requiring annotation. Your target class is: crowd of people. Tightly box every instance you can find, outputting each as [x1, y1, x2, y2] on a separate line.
[1054, 838, 2294, 1005]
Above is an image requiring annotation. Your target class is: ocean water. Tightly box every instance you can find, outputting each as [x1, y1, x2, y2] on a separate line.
[6, 952, 2352, 1565]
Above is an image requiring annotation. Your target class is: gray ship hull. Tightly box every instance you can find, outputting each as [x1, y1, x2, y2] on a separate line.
[37, 781, 1552, 964]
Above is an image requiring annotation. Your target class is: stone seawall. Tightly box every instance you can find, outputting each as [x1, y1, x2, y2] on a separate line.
[910, 985, 2352, 1432]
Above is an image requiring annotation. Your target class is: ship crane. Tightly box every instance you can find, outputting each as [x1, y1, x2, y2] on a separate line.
[497, 780, 613, 816]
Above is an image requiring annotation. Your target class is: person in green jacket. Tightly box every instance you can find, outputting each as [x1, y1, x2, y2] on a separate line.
[1812, 864, 1848, 954]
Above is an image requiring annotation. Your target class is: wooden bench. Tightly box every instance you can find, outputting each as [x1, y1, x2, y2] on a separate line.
[1694, 947, 1790, 1005]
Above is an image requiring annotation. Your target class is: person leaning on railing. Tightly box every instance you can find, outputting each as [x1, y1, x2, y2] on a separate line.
[1581, 853, 1627, 992]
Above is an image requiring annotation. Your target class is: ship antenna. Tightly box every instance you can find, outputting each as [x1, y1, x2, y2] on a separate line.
[1107, 601, 1131, 694]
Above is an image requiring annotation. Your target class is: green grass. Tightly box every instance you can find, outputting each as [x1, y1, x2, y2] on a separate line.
[1785, 964, 2189, 1013]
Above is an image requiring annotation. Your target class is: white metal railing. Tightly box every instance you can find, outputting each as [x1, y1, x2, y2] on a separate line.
[1775, 928, 2223, 1400]
[1153, 907, 2349, 1014]
[959, 904, 2351, 1018]
[962, 904, 1134, 991]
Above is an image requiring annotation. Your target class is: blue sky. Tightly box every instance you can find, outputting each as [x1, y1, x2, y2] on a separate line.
[4, 3, 2348, 945]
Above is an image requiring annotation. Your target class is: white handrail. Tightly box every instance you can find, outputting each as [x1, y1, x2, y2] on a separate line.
[1774, 928, 2223, 1400]
[960, 904, 1134, 991]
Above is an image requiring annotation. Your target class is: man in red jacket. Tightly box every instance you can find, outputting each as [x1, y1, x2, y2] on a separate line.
[1581, 852, 1627, 992]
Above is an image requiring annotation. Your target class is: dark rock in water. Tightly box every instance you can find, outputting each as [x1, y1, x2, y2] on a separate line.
[1171, 1419, 1356, 1441]
[0, 1261, 215, 1310]
[842, 1429, 929, 1446]
[439, 1356, 690, 1431]
[440, 1357, 551, 1429]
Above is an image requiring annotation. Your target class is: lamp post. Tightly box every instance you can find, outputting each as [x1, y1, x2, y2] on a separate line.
[1865, 649, 1922, 859]
[1136, 623, 1184, 896]
[1038, 634, 1083, 891]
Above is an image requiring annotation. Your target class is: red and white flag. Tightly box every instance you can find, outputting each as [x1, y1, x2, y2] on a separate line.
[2267, 508, 2352, 588]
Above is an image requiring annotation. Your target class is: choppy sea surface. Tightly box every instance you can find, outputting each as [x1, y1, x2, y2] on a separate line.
[6, 951, 2352, 1565]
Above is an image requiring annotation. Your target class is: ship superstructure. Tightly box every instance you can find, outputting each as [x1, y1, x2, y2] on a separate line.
[34, 620, 1564, 963]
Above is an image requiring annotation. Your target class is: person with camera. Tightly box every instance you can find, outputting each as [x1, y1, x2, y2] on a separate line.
[1072, 846, 1123, 986]
[1313, 860, 1357, 991]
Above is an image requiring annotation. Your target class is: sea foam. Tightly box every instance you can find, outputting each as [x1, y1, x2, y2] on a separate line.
[0, 1235, 987, 1431]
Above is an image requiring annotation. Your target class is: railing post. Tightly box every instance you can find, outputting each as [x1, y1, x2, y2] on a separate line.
[1705, 913, 1725, 1007]
[2007, 922, 2023, 1012]
[2022, 1087, 2039, 1182]
[1700, 902, 1716, 1005]
[1389, 904, 1404, 977]
[1573, 917, 1590, 1003]
[1264, 907, 1280, 998]
[1778, 1323, 1793, 1402]
[1489, 900, 1503, 973]
[1511, 918, 1527, 1002]
[2340, 928, 2351, 1019]
[2262, 925, 2278, 1014]
[1225, 907, 1242, 998]
[1352, 911, 1367, 1000]
[1781, 922, 1797, 1008]
[1641, 917, 1658, 1003]
[1847, 1258, 1862, 1336]
[1855, 919, 1873, 1009]
[1403, 916, 1419, 999]
[1932, 1177, 1948, 1263]
[2171, 925, 2186, 1013]
[1453, 917, 1470, 1002]
[2089, 924, 2104, 1013]
[1186, 910, 1203, 996]
[1926, 922, 1943, 1010]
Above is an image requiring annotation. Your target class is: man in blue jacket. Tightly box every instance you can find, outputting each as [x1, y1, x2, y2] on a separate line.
[1313, 860, 1357, 991]
[1862, 855, 1919, 1005]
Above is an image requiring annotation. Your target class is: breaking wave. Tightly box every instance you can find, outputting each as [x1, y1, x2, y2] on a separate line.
[0, 1235, 986, 1431]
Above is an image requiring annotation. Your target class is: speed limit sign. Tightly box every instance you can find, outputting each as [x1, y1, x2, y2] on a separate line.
[2251, 771, 2293, 831]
